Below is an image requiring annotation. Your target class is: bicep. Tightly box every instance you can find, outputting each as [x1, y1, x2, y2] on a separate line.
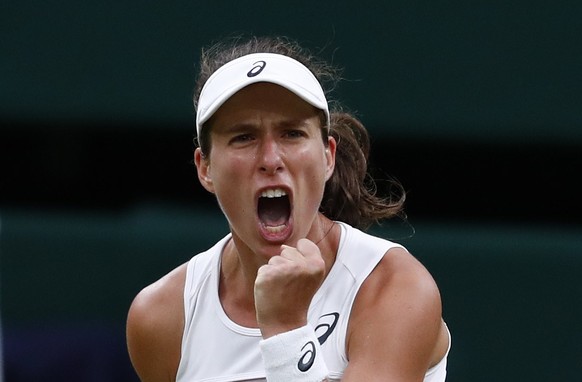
[126, 266, 187, 382]
[127, 292, 177, 382]
[342, 248, 443, 382]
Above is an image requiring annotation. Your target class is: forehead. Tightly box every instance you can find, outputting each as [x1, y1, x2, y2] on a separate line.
[208, 82, 322, 129]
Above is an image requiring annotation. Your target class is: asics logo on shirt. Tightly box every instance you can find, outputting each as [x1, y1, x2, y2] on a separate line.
[315, 312, 340, 345]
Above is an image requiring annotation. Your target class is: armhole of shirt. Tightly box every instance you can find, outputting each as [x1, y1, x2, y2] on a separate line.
[181, 256, 199, 330]
[175, 255, 200, 381]
[333, 222, 407, 365]
[424, 323, 451, 381]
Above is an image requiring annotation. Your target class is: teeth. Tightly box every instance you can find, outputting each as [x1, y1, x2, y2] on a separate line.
[260, 188, 287, 198]
[264, 224, 286, 233]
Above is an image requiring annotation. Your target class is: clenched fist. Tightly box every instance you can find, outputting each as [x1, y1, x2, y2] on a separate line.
[254, 238, 327, 339]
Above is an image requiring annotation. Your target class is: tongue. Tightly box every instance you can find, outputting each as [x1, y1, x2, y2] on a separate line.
[258, 197, 290, 227]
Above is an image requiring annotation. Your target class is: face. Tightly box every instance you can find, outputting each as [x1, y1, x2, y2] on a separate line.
[195, 83, 336, 260]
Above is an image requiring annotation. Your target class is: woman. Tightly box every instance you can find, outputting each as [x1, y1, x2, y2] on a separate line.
[127, 35, 450, 382]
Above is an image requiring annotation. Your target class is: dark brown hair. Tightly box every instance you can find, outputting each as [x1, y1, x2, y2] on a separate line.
[194, 35, 405, 229]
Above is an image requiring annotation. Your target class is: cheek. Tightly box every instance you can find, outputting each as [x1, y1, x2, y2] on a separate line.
[211, 164, 238, 192]
[207, 153, 250, 200]
[295, 148, 329, 191]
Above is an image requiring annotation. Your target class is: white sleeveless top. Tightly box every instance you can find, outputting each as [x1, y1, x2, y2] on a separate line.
[176, 222, 449, 381]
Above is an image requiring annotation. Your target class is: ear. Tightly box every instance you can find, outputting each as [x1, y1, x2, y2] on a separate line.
[194, 148, 215, 193]
[324, 136, 337, 181]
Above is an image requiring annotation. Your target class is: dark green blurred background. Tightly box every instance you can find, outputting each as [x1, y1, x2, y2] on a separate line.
[1, 1, 581, 381]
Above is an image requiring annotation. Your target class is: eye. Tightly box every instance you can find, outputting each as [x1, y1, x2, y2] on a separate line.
[230, 134, 255, 144]
[284, 129, 307, 139]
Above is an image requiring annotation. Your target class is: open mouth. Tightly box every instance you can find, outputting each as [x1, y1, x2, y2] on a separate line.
[257, 188, 291, 234]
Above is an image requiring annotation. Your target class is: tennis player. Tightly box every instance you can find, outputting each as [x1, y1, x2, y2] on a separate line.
[127, 35, 450, 382]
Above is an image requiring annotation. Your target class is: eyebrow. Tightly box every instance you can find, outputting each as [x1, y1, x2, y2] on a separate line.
[277, 118, 309, 129]
[217, 118, 310, 134]
[215, 123, 260, 136]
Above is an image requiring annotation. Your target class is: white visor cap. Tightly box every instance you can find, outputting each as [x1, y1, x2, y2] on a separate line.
[195, 53, 330, 137]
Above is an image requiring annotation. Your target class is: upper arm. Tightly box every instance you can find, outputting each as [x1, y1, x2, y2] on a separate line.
[342, 247, 445, 382]
[126, 264, 187, 382]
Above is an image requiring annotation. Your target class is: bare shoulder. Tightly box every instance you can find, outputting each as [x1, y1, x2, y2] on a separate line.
[126, 262, 188, 382]
[343, 247, 448, 381]
[374, 246, 442, 306]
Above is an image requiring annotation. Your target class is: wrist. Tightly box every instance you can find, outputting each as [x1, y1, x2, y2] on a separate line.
[259, 319, 308, 340]
[260, 324, 328, 382]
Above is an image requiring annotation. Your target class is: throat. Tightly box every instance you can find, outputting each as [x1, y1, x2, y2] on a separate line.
[219, 245, 259, 328]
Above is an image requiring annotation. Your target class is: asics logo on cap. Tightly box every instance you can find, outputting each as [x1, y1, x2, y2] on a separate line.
[247, 60, 266, 77]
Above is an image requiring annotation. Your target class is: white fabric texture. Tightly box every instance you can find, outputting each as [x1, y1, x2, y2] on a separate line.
[259, 324, 328, 382]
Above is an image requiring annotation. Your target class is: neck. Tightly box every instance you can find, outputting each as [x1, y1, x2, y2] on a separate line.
[219, 239, 260, 327]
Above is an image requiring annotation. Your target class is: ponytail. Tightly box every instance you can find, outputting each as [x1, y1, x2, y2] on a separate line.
[321, 112, 406, 229]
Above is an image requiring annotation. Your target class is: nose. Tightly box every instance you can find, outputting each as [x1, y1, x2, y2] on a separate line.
[258, 137, 284, 175]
